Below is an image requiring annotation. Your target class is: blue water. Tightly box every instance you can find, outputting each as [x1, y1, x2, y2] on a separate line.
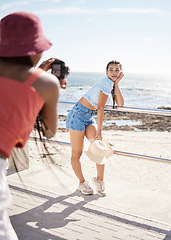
[59, 72, 171, 116]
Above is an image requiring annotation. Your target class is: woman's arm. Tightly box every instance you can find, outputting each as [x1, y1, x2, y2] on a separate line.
[115, 72, 124, 107]
[115, 83, 124, 106]
[40, 87, 59, 138]
[34, 71, 60, 138]
[95, 91, 108, 140]
[42, 77, 59, 138]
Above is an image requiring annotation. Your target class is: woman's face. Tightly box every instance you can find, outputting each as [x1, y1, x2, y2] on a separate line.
[106, 63, 121, 82]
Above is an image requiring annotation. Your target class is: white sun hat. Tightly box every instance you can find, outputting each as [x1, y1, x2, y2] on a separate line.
[85, 140, 113, 165]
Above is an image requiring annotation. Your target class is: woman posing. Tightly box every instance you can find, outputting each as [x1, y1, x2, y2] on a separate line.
[66, 60, 124, 197]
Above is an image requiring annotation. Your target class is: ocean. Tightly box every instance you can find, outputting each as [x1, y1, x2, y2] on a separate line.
[58, 72, 171, 117]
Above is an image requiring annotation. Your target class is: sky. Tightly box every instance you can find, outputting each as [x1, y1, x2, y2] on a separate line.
[0, 0, 171, 74]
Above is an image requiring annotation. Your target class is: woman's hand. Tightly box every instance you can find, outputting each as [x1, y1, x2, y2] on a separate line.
[59, 78, 68, 89]
[38, 58, 56, 71]
[115, 72, 124, 84]
[94, 135, 102, 140]
[94, 132, 102, 141]
[39, 58, 68, 89]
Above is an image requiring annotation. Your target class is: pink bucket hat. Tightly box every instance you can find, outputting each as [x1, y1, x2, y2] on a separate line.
[0, 11, 52, 57]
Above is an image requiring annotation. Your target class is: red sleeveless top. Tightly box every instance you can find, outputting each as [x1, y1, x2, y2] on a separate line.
[0, 68, 44, 157]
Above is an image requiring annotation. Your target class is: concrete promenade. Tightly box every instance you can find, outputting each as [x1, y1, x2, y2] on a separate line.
[7, 180, 171, 240]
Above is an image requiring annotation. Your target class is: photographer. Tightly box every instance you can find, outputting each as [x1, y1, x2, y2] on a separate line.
[0, 11, 68, 240]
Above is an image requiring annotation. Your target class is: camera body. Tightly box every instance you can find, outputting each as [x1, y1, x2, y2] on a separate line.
[51, 60, 70, 80]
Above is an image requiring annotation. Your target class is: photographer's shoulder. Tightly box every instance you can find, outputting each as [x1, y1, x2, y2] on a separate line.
[34, 69, 60, 104]
[39, 69, 60, 89]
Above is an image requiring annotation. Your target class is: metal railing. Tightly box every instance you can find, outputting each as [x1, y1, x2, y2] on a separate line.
[30, 102, 171, 164]
[29, 136, 171, 164]
[59, 101, 171, 116]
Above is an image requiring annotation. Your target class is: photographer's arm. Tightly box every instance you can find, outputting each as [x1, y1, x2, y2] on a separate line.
[34, 72, 60, 138]
[42, 79, 59, 138]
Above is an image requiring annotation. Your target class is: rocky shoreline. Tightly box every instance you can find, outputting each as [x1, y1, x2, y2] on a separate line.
[58, 107, 171, 132]
[102, 108, 171, 132]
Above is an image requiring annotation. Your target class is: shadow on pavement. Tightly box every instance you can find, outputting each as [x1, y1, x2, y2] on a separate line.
[9, 184, 171, 240]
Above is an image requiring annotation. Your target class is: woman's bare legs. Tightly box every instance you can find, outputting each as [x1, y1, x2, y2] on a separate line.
[69, 129, 85, 183]
[85, 124, 105, 181]
[95, 164, 105, 181]
[69, 124, 105, 183]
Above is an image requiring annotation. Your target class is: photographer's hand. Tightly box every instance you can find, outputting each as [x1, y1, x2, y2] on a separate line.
[59, 78, 67, 89]
[39, 58, 68, 89]
[38, 58, 55, 71]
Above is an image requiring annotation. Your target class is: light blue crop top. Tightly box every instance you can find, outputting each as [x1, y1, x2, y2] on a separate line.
[83, 77, 113, 108]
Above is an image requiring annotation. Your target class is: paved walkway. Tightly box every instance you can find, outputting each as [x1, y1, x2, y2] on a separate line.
[6, 134, 171, 240]
[8, 180, 171, 240]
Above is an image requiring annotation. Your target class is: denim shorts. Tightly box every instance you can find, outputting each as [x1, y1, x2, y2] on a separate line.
[66, 102, 96, 131]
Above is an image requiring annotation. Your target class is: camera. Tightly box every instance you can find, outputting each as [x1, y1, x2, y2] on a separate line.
[51, 60, 70, 80]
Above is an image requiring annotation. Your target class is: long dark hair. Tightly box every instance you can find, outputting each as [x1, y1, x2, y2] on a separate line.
[106, 60, 122, 109]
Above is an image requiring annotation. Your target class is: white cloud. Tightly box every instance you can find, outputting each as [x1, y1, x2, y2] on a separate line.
[34, 7, 167, 15]
[0, 1, 28, 13]
[108, 8, 164, 14]
[144, 37, 156, 43]
[34, 7, 95, 15]
[84, 17, 93, 22]
[52, 0, 61, 2]
[78, 0, 86, 4]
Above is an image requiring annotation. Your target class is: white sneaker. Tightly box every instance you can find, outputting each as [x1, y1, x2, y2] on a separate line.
[78, 181, 93, 195]
[92, 177, 106, 197]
